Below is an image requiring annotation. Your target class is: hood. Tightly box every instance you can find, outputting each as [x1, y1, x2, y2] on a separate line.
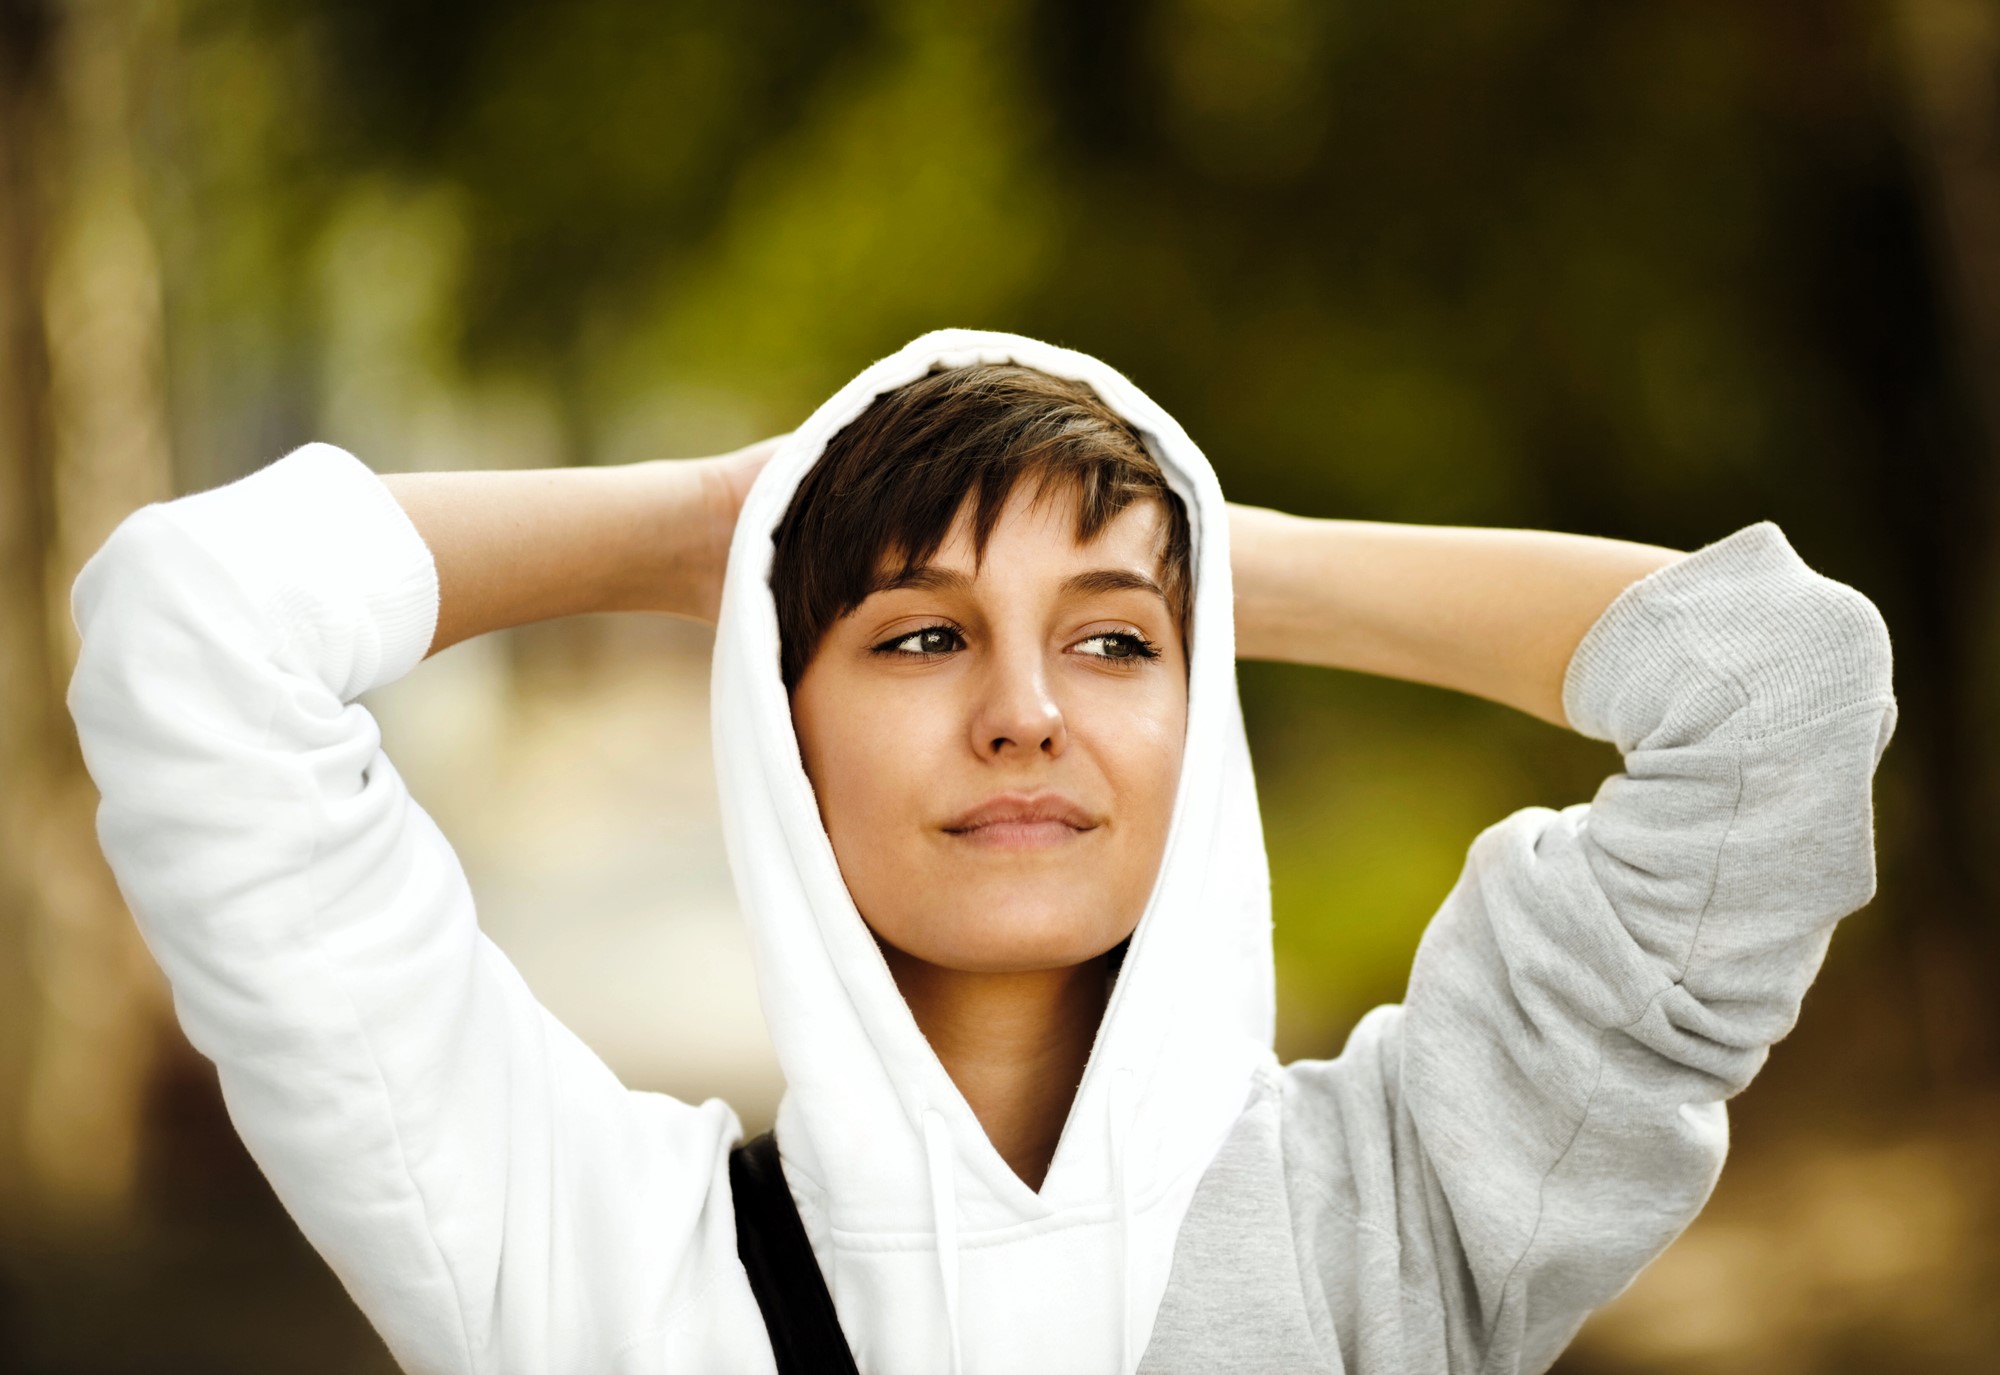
[711, 328, 1277, 1374]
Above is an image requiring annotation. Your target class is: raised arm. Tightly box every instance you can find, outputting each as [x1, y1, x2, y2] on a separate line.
[68, 442, 777, 1373]
[1228, 503, 1686, 724]
[1232, 511, 1898, 1373]
[379, 436, 775, 654]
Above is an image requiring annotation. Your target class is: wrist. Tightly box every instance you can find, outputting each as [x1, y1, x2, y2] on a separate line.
[605, 457, 735, 622]
[1229, 504, 1326, 663]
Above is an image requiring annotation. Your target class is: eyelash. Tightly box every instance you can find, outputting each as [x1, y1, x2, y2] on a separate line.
[869, 624, 1161, 665]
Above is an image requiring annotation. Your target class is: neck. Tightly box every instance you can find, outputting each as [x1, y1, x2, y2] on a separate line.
[880, 944, 1111, 1192]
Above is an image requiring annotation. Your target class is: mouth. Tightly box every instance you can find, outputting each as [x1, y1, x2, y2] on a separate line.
[941, 791, 1101, 851]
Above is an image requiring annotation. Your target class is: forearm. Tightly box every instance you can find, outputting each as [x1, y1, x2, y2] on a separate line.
[1228, 505, 1685, 729]
[381, 458, 737, 658]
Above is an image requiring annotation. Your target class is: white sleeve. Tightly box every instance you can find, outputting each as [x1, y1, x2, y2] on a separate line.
[67, 443, 748, 1374]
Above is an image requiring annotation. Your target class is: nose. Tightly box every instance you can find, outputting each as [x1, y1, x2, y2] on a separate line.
[969, 639, 1067, 760]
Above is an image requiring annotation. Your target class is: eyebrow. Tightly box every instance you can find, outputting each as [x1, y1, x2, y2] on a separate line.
[867, 564, 1168, 602]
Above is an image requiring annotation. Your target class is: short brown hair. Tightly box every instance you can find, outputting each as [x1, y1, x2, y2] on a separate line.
[771, 362, 1193, 691]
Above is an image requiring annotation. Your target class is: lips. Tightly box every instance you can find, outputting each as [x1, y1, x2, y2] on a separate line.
[941, 791, 1101, 847]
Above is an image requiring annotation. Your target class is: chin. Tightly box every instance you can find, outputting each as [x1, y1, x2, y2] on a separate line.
[906, 890, 1134, 974]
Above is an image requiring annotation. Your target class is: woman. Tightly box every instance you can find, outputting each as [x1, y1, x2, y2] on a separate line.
[68, 328, 1897, 1373]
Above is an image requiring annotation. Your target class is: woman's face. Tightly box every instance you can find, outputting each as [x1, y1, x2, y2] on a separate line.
[790, 483, 1189, 975]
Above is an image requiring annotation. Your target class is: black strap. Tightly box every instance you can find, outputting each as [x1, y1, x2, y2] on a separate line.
[729, 1130, 862, 1375]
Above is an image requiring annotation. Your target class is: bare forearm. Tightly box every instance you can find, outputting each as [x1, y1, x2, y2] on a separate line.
[380, 458, 738, 658]
[1228, 505, 1685, 729]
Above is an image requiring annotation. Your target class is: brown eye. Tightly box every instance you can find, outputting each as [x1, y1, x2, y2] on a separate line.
[876, 625, 964, 656]
[1075, 632, 1159, 662]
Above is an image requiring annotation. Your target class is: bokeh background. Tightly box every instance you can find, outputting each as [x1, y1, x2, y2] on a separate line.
[2, 0, 1996, 1370]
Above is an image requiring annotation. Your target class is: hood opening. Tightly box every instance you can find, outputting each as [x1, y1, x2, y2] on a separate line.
[710, 328, 1277, 1372]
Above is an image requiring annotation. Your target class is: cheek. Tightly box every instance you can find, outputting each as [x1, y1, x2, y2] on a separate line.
[792, 674, 964, 949]
[795, 676, 946, 836]
[1074, 679, 1187, 829]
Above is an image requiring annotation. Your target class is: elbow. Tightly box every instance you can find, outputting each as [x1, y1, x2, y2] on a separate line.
[1736, 580, 1896, 744]
[71, 504, 182, 637]
[66, 504, 217, 741]
[1840, 584, 1895, 707]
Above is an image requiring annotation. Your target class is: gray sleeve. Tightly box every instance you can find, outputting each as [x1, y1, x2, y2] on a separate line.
[1281, 520, 1898, 1375]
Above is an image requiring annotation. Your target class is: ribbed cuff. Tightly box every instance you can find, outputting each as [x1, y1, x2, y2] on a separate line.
[1561, 521, 1894, 751]
[163, 443, 441, 701]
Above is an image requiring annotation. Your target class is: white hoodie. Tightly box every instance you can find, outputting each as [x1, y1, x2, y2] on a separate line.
[68, 326, 1898, 1375]
[710, 329, 1276, 1372]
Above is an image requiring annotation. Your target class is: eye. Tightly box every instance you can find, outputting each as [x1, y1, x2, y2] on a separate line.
[1074, 631, 1161, 663]
[872, 624, 965, 657]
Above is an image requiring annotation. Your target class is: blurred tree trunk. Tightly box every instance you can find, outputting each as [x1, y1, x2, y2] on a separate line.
[1896, 0, 2000, 451]
[1887, 0, 2000, 1085]
[0, 0, 63, 1224]
[0, 0, 175, 1224]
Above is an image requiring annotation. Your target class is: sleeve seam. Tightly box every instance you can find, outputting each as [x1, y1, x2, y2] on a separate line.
[1735, 693, 1897, 749]
[1482, 601, 1755, 1366]
[1279, 1142, 1354, 1368]
[90, 506, 479, 1370]
[1477, 550, 1884, 1368]
[1289, 1171, 1452, 1326]
[604, 1253, 739, 1369]
[278, 626, 481, 1374]
[1567, 534, 1892, 750]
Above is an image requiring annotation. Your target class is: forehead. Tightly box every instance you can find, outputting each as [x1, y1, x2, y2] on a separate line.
[906, 482, 1171, 577]
[860, 489, 1168, 607]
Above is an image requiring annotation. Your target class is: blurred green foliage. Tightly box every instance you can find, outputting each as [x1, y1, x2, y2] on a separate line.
[7, 0, 1996, 1370]
[122, 0, 1990, 1058]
